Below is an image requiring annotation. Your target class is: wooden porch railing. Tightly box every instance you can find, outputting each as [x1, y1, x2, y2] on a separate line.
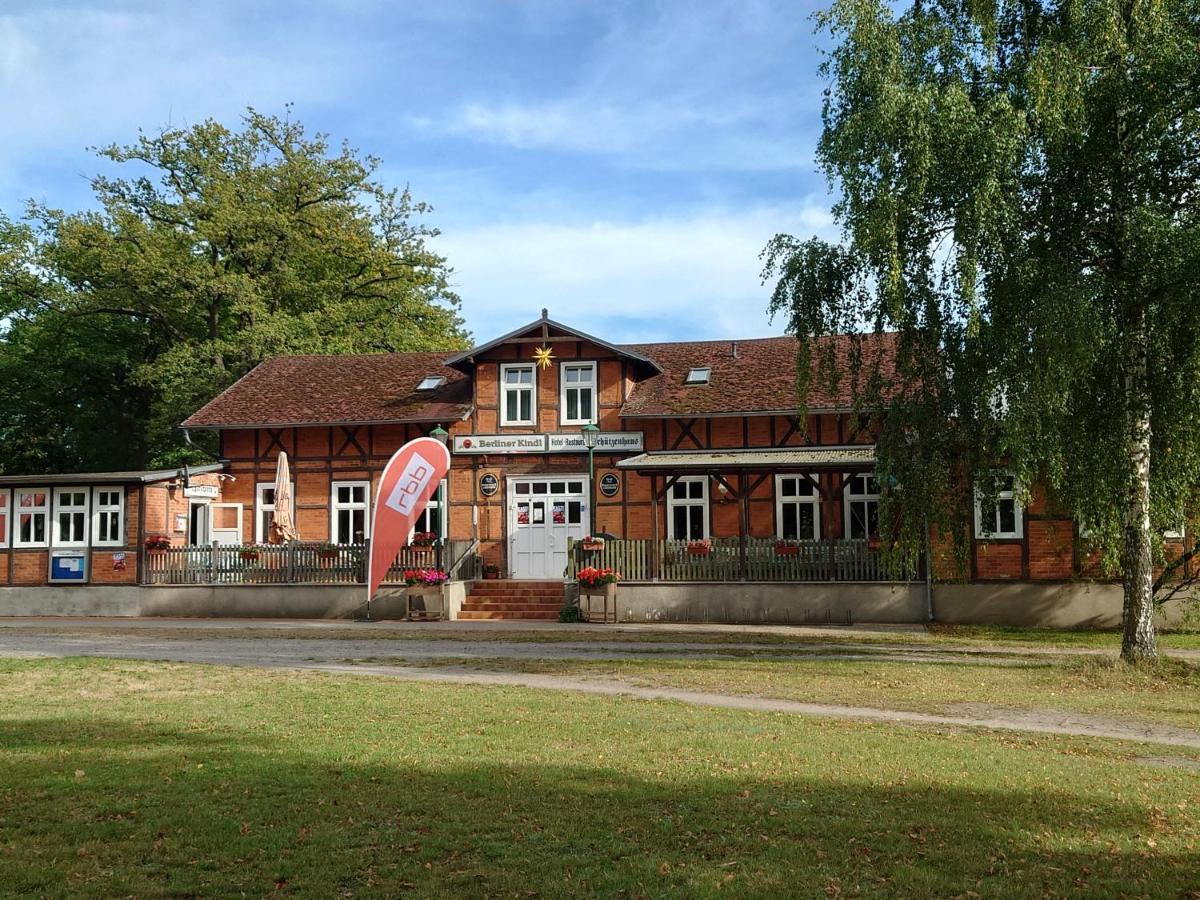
[566, 537, 906, 582]
[143, 540, 480, 586]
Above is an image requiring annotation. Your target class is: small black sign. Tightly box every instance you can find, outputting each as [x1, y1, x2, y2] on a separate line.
[599, 473, 620, 497]
[479, 473, 499, 497]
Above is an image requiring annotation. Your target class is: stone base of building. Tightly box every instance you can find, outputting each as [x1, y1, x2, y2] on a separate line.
[0, 580, 1189, 629]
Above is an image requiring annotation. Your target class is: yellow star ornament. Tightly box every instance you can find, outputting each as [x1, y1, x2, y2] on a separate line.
[532, 346, 555, 369]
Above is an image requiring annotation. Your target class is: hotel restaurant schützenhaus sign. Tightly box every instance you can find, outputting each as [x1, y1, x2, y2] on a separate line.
[453, 432, 645, 455]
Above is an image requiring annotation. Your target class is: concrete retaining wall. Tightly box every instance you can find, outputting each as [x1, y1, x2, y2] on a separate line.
[614, 582, 928, 625]
[0, 580, 1191, 628]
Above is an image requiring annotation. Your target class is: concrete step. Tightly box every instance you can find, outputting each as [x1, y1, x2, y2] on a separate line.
[463, 607, 566, 614]
[457, 610, 560, 620]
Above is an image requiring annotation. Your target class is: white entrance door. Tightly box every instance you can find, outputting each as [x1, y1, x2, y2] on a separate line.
[508, 476, 590, 579]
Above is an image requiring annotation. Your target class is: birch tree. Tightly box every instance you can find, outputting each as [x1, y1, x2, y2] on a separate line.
[765, 0, 1200, 661]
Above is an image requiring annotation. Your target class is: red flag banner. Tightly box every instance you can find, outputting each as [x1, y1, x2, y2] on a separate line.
[367, 437, 452, 601]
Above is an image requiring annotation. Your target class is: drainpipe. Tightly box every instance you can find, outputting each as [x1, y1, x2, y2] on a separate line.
[924, 514, 934, 623]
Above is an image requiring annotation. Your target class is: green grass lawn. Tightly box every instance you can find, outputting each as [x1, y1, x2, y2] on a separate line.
[384, 653, 1200, 730]
[1, 658, 1198, 897]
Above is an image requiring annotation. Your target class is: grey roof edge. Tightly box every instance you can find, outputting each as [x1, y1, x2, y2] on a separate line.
[0, 464, 225, 487]
[443, 313, 662, 374]
[616, 446, 876, 470]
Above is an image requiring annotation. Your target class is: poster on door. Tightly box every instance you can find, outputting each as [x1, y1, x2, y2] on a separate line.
[552, 502, 565, 524]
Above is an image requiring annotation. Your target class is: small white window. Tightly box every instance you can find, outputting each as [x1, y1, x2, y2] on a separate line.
[684, 367, 711, 385]
[53, 488, 89, 547]
[92, 488, 124, 547]
[0, 489, 9, 548]
[776, 475, 821, 541]
[500, 364, 536, 426]
[1164, 518, 1186, 540]
[974, 474, 1023, 539]
[560, 361, 597, 425]
[412, 479, 448, 541]
[844, 474, 881, 540]
[331, 481, 370, 544]
[667, 476, 709, 540]
[255, 482, 294, 543]
[416, 375, 445, 391]
[14, 488, 49, 548]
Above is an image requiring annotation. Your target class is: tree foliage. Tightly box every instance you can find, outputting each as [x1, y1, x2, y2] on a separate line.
[0, 109, 467, 469]
[765, 0, 1200, 660]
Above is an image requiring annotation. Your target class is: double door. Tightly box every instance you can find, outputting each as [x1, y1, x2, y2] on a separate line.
[508, 477, 589, 579]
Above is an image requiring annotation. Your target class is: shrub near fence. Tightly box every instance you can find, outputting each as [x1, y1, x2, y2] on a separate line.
[144, 541, 480, 586]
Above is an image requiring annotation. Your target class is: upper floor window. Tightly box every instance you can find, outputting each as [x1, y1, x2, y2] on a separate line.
[974, 474, 1023, 539]
[92, 488, 125, 546]
[776, 475, 821, 541]
[53, 488, 89, 547]
[560, 362, 597, 425]
[667, 476, 709, 541]
[331, 481, 370, 544]
[501, 364, 536, 426]
[844, 474, 880, 540]
[0, 489, 8, 548]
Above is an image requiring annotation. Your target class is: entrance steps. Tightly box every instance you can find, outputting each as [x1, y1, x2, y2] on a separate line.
[458, 580, 565, 621]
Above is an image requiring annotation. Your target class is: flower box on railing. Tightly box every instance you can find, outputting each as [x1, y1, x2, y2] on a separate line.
[774, 540, 800, 557]
[239, 549, 260, 562]
[867, 535, 882, 551]
[686, 540, 712, 557]
[145, 535, 171, 552]
[580, 536, 605, 553]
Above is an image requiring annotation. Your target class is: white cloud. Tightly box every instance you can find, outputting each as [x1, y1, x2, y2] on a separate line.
[435, 200, 837, 342]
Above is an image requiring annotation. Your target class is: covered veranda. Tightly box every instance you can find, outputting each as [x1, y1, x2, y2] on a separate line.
[571, 445, 915, 583]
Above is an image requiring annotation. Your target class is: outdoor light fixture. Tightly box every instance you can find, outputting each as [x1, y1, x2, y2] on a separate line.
[428, 425, 449, 549]
[581, 423, 601, 533]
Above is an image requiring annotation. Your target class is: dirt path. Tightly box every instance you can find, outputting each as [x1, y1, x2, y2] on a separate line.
[2, 624, 1199, 749]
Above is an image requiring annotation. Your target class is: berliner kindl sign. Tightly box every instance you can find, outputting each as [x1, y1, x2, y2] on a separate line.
[453, 432, 644, 455]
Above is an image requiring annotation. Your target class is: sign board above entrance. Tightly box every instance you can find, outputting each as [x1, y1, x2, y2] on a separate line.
[453, 432, 645, 455]
[183, 484, 220, 499]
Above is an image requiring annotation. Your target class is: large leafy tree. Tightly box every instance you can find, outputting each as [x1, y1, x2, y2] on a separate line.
[0, 109, 467, 467]
[765, 0, 1200, 661]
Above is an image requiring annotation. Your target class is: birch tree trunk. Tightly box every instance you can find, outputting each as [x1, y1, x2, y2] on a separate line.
[1120, 307, 1157, 663]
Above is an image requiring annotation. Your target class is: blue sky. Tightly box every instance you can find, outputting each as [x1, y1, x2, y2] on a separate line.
[0, 0, 836, 342]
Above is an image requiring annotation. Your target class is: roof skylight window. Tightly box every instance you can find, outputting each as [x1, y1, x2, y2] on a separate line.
[416, 375, 446, 391]
[684, 367, 711, 385]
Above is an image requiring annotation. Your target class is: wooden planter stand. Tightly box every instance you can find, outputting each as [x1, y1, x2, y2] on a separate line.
[406, 586, 445, 621]
[579, 582, 617, 624]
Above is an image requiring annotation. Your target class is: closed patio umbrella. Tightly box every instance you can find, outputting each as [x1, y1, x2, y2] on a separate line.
[268, 451, 299, 544]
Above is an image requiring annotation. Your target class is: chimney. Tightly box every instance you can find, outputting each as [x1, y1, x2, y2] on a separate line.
[731, 341, 738, 359]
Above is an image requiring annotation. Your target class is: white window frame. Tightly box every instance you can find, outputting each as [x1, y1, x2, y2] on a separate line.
[559, 361, 597, 425]
[330, 480, 371, 545]
[844, 474, 881, 540]
[775, 475, 821, 541]
[974, 474, 1024, 539]
[1164, 519, 1187, 540]
[13, 488, 50, 548]
[685, 367, 711, 385]
[91, 487, 125, 547]
[0, 488, 9, 548]
[255, 482, 294, 544]
[666, 476, 710, 541]
[500, 363, 536, 426]
[52, 487, 90, 548]
[411, 479, 449, 541]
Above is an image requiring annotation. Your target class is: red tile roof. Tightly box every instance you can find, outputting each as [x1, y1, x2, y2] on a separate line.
[619, 333, 898, 418]
[182, 333, 898, 428]
[182, 353, 470, 428]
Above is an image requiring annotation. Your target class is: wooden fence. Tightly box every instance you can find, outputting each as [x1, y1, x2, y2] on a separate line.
[566, 537, 907, 582]
[144, 540, 480, 586]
